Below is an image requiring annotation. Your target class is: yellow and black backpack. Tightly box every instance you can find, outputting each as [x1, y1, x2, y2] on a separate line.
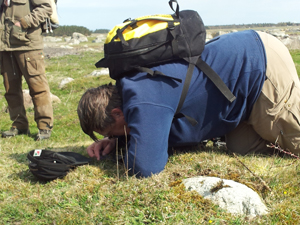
[96, 0, 236, 125]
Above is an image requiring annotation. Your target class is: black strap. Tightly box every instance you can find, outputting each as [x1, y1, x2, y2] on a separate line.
[168, 25, 179, 57]
[174, 113, 198, 126]
[114, 20, 139, 47]
[137, 65, 197, 126]
[116, 28, 129, 47]
[135, 66, 182, 83]
[196, 58, 236, 103]
[174, 62, 198, 126]
[169, 0, 179, 18]
[175, 63, 194, 115]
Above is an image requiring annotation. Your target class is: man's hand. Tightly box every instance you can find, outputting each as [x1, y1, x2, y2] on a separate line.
[14, 21, 21, 27]
[86, 138, 116, 160]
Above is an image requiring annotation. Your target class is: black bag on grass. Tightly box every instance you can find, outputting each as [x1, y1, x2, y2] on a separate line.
[96, 0, 236, 125]
[27, 149, 91, 181]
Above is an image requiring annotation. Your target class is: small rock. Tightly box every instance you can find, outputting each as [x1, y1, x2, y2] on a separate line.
[43, 36, 63, 42]
[23, 89, 61, 109]
[85, 69, 109, 77]
[64, 37, 72, 42]
[68, 39, 80, 45]
[60, 45, 74, 49]
[68, 32, 88, 44]
[59, 77, 74, 89]
[92, 36, 104, 43]
[183, 176, 268, 217]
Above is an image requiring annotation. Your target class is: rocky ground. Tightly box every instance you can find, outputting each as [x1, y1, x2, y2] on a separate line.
[43, 28, 300, 59]
[43, 32, 105, 58]
[43, 46, 82, 58]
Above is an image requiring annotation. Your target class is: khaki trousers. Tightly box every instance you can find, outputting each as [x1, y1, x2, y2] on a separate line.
[1, 50, 53, 130]
[226, 32, 300, 155]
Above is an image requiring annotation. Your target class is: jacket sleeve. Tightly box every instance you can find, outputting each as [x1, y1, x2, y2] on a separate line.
[124, 103, 174, 178]
[20, 0, 52, 28]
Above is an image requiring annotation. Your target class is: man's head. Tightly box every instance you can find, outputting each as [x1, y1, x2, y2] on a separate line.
[77, 83, 123, 141]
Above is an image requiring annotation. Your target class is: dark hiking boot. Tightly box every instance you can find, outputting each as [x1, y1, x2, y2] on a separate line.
[36, 129, 51, 141]
[2, 127, 30, 138]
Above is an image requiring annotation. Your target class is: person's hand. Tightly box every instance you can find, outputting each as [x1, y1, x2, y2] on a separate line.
[14, 21, 21, 27]
[86, 138, 116, 160]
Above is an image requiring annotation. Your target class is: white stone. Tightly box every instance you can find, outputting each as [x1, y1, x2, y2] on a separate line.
[92, 36, 104, 43]
[43, 36, 63, 42]
[85, 69, 109, 77]
[268, 29, 288, 38]
[59, 77, 74, 89]
[216, 31, 228, 36]
[23, 89, 61, 109]
[206, 33, 214, 42]
[60, 45, 73, 49]
[68, 39, 80, 45]
[71, 32, 88, 43]
[64, 37, 72, 42]
[281, 38, 294, 46]
[183, 176, 268, 217]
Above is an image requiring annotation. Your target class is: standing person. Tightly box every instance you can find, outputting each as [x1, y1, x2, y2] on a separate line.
[77, 30, 300, 177]
[0, 0, 53, 140]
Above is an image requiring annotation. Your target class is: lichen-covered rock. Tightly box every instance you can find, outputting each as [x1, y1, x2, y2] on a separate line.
[183, 176, 268, 217]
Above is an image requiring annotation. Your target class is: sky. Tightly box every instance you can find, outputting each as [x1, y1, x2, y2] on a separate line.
[57, 0, 300, 31]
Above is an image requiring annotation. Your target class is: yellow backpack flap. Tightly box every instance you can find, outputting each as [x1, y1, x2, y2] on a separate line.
[105, 14, 180, 44]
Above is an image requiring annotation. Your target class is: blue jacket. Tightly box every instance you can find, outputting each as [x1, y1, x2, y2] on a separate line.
[117, 30, 266, 177]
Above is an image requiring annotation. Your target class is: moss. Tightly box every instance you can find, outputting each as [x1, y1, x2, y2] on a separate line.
[169, 180, 212, 210]
[210, 180, 231, 193]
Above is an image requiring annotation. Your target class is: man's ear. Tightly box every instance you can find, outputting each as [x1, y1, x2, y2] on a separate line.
[111, 108, 124, 119]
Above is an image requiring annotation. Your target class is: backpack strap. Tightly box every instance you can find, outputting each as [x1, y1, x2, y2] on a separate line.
[196, 58, 236, 103]
[169, 0, 179, 17]
[173, 62, 198, 126]
[136, 64, 198, 126]
[174, 56, 237, 126]
[135, 66, 182, 83]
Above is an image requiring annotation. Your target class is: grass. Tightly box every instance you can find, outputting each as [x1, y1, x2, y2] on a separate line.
[0, 38, 300, 224]
[291, 49, 300, 73]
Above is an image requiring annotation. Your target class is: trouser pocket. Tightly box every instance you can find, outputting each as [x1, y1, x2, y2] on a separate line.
[275, 84, 300, 151]
[249, 81, 300, 153]
[25, 50, 45, 75]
